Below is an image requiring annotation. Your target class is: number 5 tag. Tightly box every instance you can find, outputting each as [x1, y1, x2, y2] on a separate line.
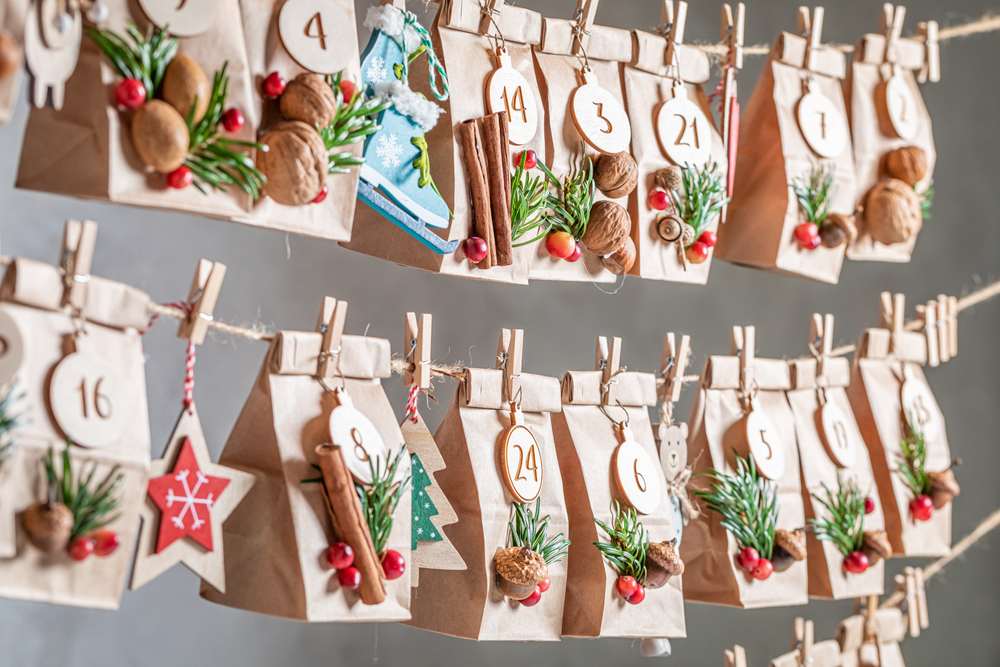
[49, 351, 129, 449]
[744, 409, 786, 480]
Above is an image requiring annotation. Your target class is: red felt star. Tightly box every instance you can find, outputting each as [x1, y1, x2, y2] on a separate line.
[147, 437, 230, 553]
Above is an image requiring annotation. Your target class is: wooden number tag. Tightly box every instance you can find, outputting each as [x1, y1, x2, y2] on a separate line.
[655, 86, 712, 168]
[328, 389, 388, 484]
[278, 0, 351, 74]
[24, 0, 81, 109]
[49, 352, 129, 448]
[657, 422, 688, 482]
[613, 426, 661, 515]
[39, 0, 76, 50]
[900, 369, 943, 444]
[882, 74, 919, 141]
[499, 408, 542, 503]
[570, 71, 631, 155]
[745, 409, 785, 480]
[486, 50, 539, 146]
[137, 0, 218, 36]
[796, 79, 847, 158]
[818, 402, 858, 467]
[0, 311, 25, 386]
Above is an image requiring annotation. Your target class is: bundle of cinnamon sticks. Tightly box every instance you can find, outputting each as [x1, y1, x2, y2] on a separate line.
[458, 112, 513, 268]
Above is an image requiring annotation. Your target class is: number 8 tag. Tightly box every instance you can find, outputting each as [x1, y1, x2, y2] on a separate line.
[612, 426, 661, 515]
[499, 406, 543, 503]
[328, 388, 389, 485]
[49, 351, 129, 449]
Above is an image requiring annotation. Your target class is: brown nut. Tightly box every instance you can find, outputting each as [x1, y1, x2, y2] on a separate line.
[22, 502, 73, 554]
[594, 151, 638, 198]
[280, 73, 337, 129]
[775, 528, 807, 561]
[601, 236, 636, 275]
[162, 53, 211, 123]
[883, 145, 928, 187]
[861, 529, 893, 565]
[656, 214, 683, 243]
[927, 468, 960, 509]
[494, 546, 547, 600]
[863, 178, 922, 245]
[820, 212, 858, 248]
[582, 200, 631, 255]
[130, 100, 190, 173]
[654, 165, 684, 192]
[258, 120, 328, 206]
[645, 540, 684, 589]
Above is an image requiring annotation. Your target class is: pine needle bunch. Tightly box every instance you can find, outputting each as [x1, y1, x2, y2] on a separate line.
[537, 151, 595, 240]
[356, 446, 410, 554]
[321, 71, 390, 174]
[594, 502, 649, 581]
[792, 162, 834, 227]
[510, 153, 551, 245]
[43, 447, 124, 541]
[507, 498, 570, 565]
[694, 454, 778, 559]
[920, 182, 935, 221]
[0, 384, 22, 463]
[667, 161, 728, 237]
[87, 25, 177, 102]
[810, 480, 866, 555]
[897, 428, 931, 497]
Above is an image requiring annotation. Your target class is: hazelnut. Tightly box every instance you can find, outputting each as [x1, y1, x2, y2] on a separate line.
[280, 73, 337, 129]
[130, 100, 190, 173]
[772, 527, 807, 572]
[22, 502, 73, 553]
[654, 165, 684, 192]
[593, 151, 638, 198]
[258, 120, 327, 206]
[162, 53, 211, 123]
[582, 200, 631, 255]
[819, 213, 857, 248]
[861, 529, 893, 565]
[863, 178, 922, 245]
[601, 236, 636, 275]
[883, 146, 928, 187]
[927, 468, 960, 509]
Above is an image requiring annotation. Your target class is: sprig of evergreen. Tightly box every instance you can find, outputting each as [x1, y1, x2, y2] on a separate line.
[667, 161, 728, 237]
[321, 72, 390, 174]
[897, 428, 930, 497]
[356, 446, 410, 554]
[43, 446, 123, 540]
[0, 384, 22, 462]
[694, 453, 777, 558]
[810, 480, 866, 555]
[920, 182, 935, 221]
[594, 502, 649, 581]
[510, 153, 551, 246]
[507, 498, 570, 565]
[537, 151, 595, 240]
[87, 25, 177, 101]
[792, 162, 834, 226]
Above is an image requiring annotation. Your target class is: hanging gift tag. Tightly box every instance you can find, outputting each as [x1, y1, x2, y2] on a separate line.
[138, 0, 217, 36]
[23, 0, 81, 109]
[900, 368, 943, 444]
[613, 426, 662, 515]
[657, 422, 689, 481]
[485, 49, 539, 146]
[48, 347, 129, 448]
[818, 401, 858, 467]
[0, 311, 25, 386]
[328, 387, 388, 484]
[570, 70, 631, 155]
[655, 86, 712, 168]
[796, 78, 847, 158]
[744, 409, 786, 480]
[499, 405, 543, 503]
[278, 0, 352, 74]
[881, 73, 919, 141]
[39, 0, 77, 50]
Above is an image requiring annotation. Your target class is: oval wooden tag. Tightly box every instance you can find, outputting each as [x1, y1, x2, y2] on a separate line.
[570, 74, 631, 155]
[486, 51, 539, 146]
[883, 74, 919, 141]
[796, 81, 848, 158]
[900, 375, 943, 444]
[0, 310, 25, 386]
[329, 402, 388, 484]
[499, 422, 543, 503]
[278, 0, 352, 75]
[819, 401, 858, 468]
[137, 0, 218, 36]
[657, 422, 688, 482]
[613, 430, 662, 515]
[49, 352, 129, 448]
[655, 87, 712, 168]
[744, 409, 786, 480]
[39, 0, 77, 50]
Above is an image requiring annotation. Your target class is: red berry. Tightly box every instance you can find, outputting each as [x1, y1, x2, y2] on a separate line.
[68, 536, 95, 561]
[565, 243, 582, 263]
[626, 585, 646, 605]
[736, 546, 760, 572]
[325, 542, 355, 570]
[514, 150, 537, 170]
[545, 231, 576, 259]
[536, 577, 551, 593]
[312, 185, 329, 204]
[616, 575, 639, 600]
[221, 107, 245, 133]
[685, 241, 711, 264]
[464, 236, 489, 263]
[647, 189, 670, 211]
[262, 71, 286, 98]
[519, 588, 542, 607]
[337, 566, 362, 590]
[864, 496, 876, 515]
[167, 166, 193, 190]
[115, 78, 146, 110]
[92, 530, 120, 557]
[843, 551, 870, 574]
[339, 78, 357, 102]
[381, 549, 406, 581]
[697, 230, 718, 248]
[751, 558, 774, 581]
[909, 495, 934, 522]
[794, 222, 820, 249]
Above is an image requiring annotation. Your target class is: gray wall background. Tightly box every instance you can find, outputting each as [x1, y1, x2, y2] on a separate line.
[0, 1, 997, 665]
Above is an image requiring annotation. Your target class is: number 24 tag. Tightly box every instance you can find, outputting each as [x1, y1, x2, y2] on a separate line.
[500, 407, 543, 503]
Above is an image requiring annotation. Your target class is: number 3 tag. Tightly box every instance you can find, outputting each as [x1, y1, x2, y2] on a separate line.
[570, 71, 631, 155]
[613, 426, 661, 515]
[655, 86, 712, 168]
[49, 352, 129, 449]
[499, 408, 543, 503]
[745, 409, 786, 480]
[485, 50, 539, 146]
[328, 388, 388, 485]
[278, 0, 351, 74]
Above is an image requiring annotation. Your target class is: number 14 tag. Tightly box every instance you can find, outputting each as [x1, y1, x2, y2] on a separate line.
[485, 49, 539, 146]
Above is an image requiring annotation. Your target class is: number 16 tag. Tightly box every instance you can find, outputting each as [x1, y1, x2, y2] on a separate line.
[49, 348, 129, 449]
[613, 425, 661, 515]
[499, 404, 543, 503]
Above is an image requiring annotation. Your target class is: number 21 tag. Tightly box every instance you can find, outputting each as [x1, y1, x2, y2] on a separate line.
[655, 85, 712, 168]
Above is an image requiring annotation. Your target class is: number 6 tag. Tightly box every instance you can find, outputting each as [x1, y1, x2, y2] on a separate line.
[328, 388, 388, 485]
[744, 409, 786, 480]
[613, 426, 661, 515]
[49, 352, 128, 448]
[499, 406, 543, 503]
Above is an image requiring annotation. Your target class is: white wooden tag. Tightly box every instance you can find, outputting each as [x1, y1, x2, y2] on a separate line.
[882, 74, 919, 141]
[49, 352, 129, 448]
[613, 427, 662, 515]
[745, 409, 786, 480]
[657, 422, 688, 482]
[796, 79, 847, 158]
[570, 71, 631, 155]
[819, 402, 858, 468]
[278, 0, 352, 75]
[900, 371, 943, 444]
[23, 0, 81, 109]
[0, 311, 25, 386]
[485, 50, 539, 146]
[39, 0, 76, 50]
[328, 393, 388, 484]
[655, 86, 712, 168]
[499, 416, 543, 503]
[138, 0, 218, 36]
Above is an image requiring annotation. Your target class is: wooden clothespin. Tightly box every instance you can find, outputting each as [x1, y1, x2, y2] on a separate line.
[661, 1, 688, 78]
[571, 0, 599, 57]
[917, 20, 940, 83]
[721, 3, 746, 71]
[497, 328, 524, 405]
[719, 3, 745, 222]
[316, 297, 348, 379]
[404, 312, 432, 390]
[920, 300, 940, 367]
[796, 6, 825, 73]
[60, 219, 97, 311]
[724, 645, 747, 667]
[861, 594, 880, 643]
[879, 291, 906, 355]
[732, 325, 756, 401]
[940, 294, 958, 359]
[794, 617, 815, 665]
[810, 313, 834, 383]
[176, 259, 226, 345]
[478, 0, 505, 37]
[898, 566, 930, 637]
[660, 332, 691, 406]
[596, 335, 622, 406]
[880, 3, 907, 67]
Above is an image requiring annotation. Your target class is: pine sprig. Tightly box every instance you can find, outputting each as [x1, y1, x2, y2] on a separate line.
[920, 182, 935, 221]
[897, 428, 930, 497]
[594, 502, 649, 581]
[507, 498, 570, 565]
[810, 480, 866, 555]
[694, 453, 778, 558]
[87, 25, 177, 101]
[321, 72, 390, 174]
[0, 384, 22, 462]
[667, 161, 728, 238]
[43, 447, 123, 540]
[510, 153, 551, 246]
[537, 151, 595, 240]
[792, 163, 834, 226]
[356, 446, 410, 554]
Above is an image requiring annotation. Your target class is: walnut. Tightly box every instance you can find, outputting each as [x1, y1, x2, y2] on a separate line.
[280, 73, 337, 129]
[644, 540, 684, 589]
[258, 121, 327, 206]
[883, 145, 928, 187]
[594, 151, 638, 198]
[162, 53, 211, 123]
[863, 178, 922, 245]
[819, 212, 858, 248]
[927, 468, 960, 509]
[494, 546, 547, 600]
[130, 100, 190, 173]
[601, 236, 636, 275]
[654, 165, 684, 192]
[582, 200, 631, 255]
[22, 502, 73, 553]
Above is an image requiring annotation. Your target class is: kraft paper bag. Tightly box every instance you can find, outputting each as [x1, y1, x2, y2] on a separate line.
[683, 333, 809, 608]
[552, 365, 685, 639]
[623, 30, 724, 284]
[848, 326, 951, 557]
[17, 1, 256, 221]
[846, 31, 935, 263]
[344, 0, 533, 284]
[408, 364, 569, 640]
[787, 355, 885, 599]
[0, 258, 151, 609]
[201, 329, 411, 622]
[233, 0, 362, 239]
[716, 32, 856, 284]
[0, 0, 27, 125]
[839, 609, 908, 667]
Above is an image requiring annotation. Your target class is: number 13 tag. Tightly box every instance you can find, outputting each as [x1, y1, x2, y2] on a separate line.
[485, 49, 539, 146]
[500, 404, 543, 503]
[613, 425, 661, 515]
[570, 70, 631, 155]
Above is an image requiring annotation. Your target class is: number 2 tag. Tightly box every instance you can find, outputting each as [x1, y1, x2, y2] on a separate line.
[49, 351, 129, 449]
[328, 388, 389, 484]
[655, 86, 712, 168]
[499, 408, 543, 503]
[569, 70, 631, 155]
[485, 50, 539, 146]
[613, 426, 661, 515]
[795, 78, 848, 158]
[278, 0, 351, 74]
[744, 409, 785, 480]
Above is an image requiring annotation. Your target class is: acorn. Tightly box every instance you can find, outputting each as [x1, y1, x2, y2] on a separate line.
[771, 528, 807, 573]
[594, 151, 638, 198]
[0, 31, 22, 80]
[863, 178, 922, 245]
[601, 236, 636, 275]
[819, 212, 858, 248]
[656, 214, 684, 243]
[654, 165, 684, 192]
[927, 468, 960, 509]
[644, 540, 684, 589]
[22, 502, 74, 554]
[280, 72, 337, 130]
[161, 53, 211, 123]
[494, 546, 547, 600]
[258, 120, 327, 206]
[883, 145, 928, 187]
[130, 100, 190, 173]
[582, 200, 631, 256]
[861, 529, 892, 566]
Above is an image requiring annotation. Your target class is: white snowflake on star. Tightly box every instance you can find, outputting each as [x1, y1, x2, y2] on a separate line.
[365, 55, 388, 84]
[375, 134, 404, 168]
[165, 469, 217, 531]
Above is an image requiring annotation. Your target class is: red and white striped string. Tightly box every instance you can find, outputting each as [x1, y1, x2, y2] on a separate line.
[404, 384, 420, 423]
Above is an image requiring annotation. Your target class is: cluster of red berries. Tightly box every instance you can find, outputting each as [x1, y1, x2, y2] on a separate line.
[909, 494, 934, 522]
[615, 575, 646, 604]
[842, 550, 870, 574]
[794, 222, 822, 250]
[736, 546, 774, 581]
[325, 542, 406, 590]
[518, 576, 552, 607]
[69, 529, 120, 562]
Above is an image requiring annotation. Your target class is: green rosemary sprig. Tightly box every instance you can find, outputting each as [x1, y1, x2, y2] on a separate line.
[87, 24, 177, 101]
[0, 384, 22, 463]
[594, 502, 649, 581]
[356, 446, 410, 554]
[897, 428, 930, 497]
[43, 446, 123, 541]
[510, 153, 551, 246]
[321, 71, 390, 174]
[694, 453, 778, 559]
[507, 498, 570, 565]
[667, 161, 728, 237]
[538, 151, 595, 240]
[920, 182, 935, 221]
[792, 162, 834, 226]
[810, 480, 866, 555]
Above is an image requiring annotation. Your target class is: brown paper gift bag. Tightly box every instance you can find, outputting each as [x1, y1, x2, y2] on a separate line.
[787, 315, 885, 600]
[0, 225, 152, 609]
[845, 11, 937, 263]
[552, 336, 685, 639]
[839, 608, 908, 667]
[683, 326, 808, 608]
[847, 294, 952, 557]
[0, 0, 27, 125]
[716, 15, 857, 284]
[409, 329, 569, 640]
[17, 1, 257, 221]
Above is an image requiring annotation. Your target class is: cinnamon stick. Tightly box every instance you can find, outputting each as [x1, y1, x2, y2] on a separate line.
[315, 444, 386, 605]
[478, 113, 513, 266]
[457, 119, 495, 268]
